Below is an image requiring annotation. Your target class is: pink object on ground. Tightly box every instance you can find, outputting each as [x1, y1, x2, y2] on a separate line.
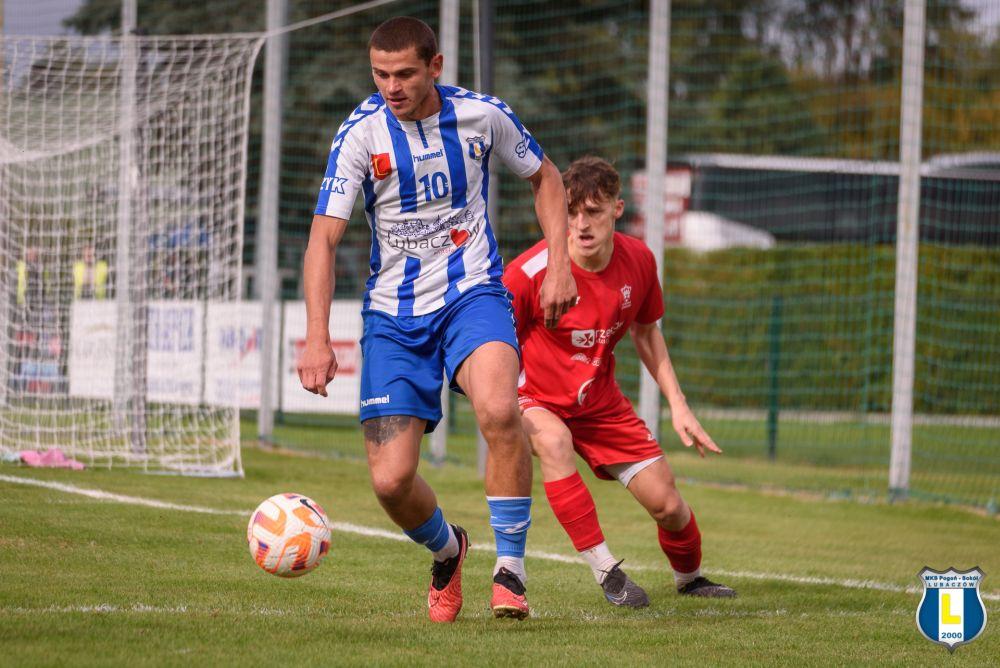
[19, 448, 85, 470]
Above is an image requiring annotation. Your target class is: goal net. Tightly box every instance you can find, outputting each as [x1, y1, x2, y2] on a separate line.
[0, 35, 262, 475]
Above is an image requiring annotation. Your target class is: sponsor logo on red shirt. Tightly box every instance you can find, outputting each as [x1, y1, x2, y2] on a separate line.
[571, 329, 595, 348]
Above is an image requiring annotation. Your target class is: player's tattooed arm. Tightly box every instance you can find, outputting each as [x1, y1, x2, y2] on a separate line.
[363, 416, 412, 447]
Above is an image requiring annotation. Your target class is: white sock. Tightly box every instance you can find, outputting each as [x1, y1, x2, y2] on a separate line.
[432, 524, 459, 562]
[580, 542, 619, 584]
[493, 556, 526, 584]
[674, 567, 701, 588]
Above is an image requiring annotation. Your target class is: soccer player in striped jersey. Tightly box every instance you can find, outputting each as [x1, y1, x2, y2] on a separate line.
[503, 156, 735, 607]
[298, 17, 577, 622]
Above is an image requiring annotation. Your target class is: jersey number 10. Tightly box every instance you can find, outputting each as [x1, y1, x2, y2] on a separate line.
[418, 172, 449, 202]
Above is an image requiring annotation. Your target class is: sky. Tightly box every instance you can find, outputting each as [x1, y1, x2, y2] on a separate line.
[2, 0, 86, 35]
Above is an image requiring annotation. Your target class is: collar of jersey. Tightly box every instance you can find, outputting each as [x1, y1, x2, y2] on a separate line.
[382, 84, 452, 130]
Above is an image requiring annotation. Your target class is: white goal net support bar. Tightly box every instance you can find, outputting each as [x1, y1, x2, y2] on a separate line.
[0, 35, 263, 475]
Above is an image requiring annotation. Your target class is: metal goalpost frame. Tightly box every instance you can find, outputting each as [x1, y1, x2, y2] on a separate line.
[113, 0, 147, 456]
[0, 3, 9, 407]
[889, 0, 927, 499]
[430, 0, 460, 466]
[475, 0, 496, 478]
[638, 0, 670, 442]
[257, 0, 289, 444]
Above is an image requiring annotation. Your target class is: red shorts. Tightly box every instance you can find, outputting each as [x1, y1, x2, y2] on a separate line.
[518, 391, 663, 480]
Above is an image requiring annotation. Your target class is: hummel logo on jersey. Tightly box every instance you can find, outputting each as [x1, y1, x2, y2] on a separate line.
[413, 149, 443, 163]
[321, 176, 348, 194]
[371, 153, 392, 180]
[572, 330, 596, 348]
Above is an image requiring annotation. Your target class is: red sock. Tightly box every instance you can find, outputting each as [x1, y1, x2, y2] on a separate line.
[657, 510, 702, 573]
[544, 472, 605, 552]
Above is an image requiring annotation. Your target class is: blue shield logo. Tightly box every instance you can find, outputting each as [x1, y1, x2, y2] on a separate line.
[466, 135, 487, 161]
[916, 566, 987, 652]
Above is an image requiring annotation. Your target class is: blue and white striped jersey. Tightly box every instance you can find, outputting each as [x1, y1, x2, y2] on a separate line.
[314, 84, 544, 316]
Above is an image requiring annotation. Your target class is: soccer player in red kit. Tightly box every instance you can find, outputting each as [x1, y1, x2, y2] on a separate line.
[503, 156, 735, 607]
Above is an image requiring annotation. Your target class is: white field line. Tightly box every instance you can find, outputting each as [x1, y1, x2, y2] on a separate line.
[0, 474, 244, 515]
[2, 473, 997, 602]
[0, 603, 904, 621]
[0, 604, 295, 616]
[696, 407, 1000, 428]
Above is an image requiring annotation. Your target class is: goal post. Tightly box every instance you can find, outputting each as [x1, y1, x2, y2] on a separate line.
[0, 34, 263, 475]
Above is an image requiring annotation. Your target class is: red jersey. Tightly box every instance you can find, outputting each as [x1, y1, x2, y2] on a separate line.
[503, 232, 664, 416]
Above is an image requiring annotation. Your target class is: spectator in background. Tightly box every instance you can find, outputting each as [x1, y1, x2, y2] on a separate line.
[16, 246, 45, 315]
[13, 246, 54, 393]
[73, 245, 108, 300]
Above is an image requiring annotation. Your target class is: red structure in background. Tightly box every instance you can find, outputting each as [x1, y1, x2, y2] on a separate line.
[627, 167, 692, 244]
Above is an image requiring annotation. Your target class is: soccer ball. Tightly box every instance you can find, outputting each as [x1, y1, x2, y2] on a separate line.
[247, 493, 331, 577]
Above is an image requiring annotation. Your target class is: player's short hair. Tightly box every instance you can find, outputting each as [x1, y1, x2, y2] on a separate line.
[562, 156, 622, 213]
[368, 17, 438, 65]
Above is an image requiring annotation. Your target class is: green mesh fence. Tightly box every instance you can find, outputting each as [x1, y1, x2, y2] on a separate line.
[657, 1, 998, 508]
[912, 0, 1000, 507]
[55, 0, 999, 508]
[659, 2, 900, 499]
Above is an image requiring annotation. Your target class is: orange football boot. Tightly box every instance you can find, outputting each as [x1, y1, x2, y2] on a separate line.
[427, 525, 469, 623]
[490, 567, 529, 619]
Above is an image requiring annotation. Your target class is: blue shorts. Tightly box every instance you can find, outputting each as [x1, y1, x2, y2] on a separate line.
[359, 282, 519, 433]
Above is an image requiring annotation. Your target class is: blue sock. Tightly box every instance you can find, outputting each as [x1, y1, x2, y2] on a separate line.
[487, 496, 532, 557]
[403, 507, 452, 553]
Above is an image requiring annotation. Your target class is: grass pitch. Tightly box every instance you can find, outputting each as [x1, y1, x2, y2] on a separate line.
[1, 424, 998, 666]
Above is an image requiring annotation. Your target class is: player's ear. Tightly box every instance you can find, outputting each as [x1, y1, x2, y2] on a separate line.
[613, 198, 625, 220]
[429, 53, 443, 79]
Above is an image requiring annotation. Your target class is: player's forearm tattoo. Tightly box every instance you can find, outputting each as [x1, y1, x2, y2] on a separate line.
[364, 415, 411, 447]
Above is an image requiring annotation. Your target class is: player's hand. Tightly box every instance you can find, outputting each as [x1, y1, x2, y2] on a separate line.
[297, 338, 337, 397]
[671, 402, 721, 458]
[539, 262, 578, 329]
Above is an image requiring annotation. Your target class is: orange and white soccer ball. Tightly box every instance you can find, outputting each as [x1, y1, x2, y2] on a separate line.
[247, 493, 331, 577]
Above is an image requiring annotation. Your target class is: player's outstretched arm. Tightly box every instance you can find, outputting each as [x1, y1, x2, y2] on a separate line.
[630, 321, 722, 458]
[299, 214, 349, 397]
[527, 156, 577, 328]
